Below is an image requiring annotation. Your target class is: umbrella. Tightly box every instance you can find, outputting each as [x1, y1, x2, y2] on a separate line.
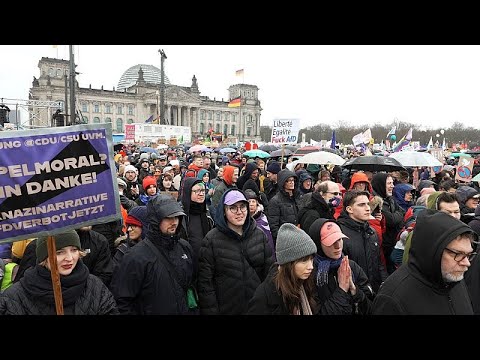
[270, 149, 293, 157]
[140, 147, 157, 153]
[219, 147, 237, 154]
[449, 152, 472, 158]
[243, 149, 271, 159]
[259, 144, 279, 152]
[297, 151, 345, 166]
[473, 172, 480, 182]
[389, 151, 443, 167]
[113, 143, 124, 152]
[188, 144, 210, 153]
[342, 155, 405, 172]
[285, 145, 298, 152]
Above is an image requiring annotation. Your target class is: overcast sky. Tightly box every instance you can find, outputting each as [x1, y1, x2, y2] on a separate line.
[2, 45, 480, 131]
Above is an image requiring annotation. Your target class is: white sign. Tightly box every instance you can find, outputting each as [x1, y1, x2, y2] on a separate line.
[271, 119, 300, 144]
[132, 123, 191, 143]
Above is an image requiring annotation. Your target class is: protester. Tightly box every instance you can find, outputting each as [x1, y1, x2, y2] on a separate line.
[198, 189, 273, 315]
[267, 169, 301, 242]
[110, 195, 195, 315]
[372, 210, 476, 315]
[247, 223, 317, 315]
[308, 218, 373, 315]
[244, 189, 275, 257]
[0, 230, 118, 315]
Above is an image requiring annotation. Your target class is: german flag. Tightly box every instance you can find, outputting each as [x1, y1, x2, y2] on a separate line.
[228, 97, 241, 108]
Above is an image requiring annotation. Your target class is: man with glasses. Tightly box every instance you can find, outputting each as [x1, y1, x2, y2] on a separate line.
[297, 181, 339, 233]
[198, 189, 273, 314]
[372, 209, 477, 315]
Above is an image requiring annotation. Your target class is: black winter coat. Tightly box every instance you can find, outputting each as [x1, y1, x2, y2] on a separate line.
[297, 192, 334, 233]
[0, 263, 118, 315]
[337, 212, 387, 293]
[198, 189, 274, 315]
[372, 210, 475, 315]
[267, 169, 301, 241]
[247, 266, 290, 315]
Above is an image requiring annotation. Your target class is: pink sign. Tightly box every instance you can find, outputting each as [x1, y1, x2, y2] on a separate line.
[125, 124, 135, 140]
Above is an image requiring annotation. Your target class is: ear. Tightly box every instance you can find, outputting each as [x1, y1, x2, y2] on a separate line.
[346, 205, 353, 214]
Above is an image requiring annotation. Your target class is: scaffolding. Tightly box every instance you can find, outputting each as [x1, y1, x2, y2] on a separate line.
[0, 97, 62, 129]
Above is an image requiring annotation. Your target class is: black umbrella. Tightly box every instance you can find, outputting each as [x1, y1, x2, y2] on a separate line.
[113, 143, 124, 152]
[270, 149, 293, 157]
[259, 144, 279, 152]
[342, 155, 405, 172]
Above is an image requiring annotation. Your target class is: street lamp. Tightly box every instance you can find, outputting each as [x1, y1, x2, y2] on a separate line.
[158, 49, 167, 125]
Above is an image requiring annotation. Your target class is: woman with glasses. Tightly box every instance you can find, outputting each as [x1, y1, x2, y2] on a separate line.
[372, 209, 477, 315]
[180, 178, 213, 282]
[198, 189, 274, 314]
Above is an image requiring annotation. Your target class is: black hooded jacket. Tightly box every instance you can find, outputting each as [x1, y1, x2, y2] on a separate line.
[337, 211, 387, 293]
[110, 195, 194, 315]
[297, 192, 334, 233]
[180, 177, 213, 279]
[266, 169, 301, 241]
[372, 209, 475, 315]
[308, 218, 373, 315]
[371, 172, 405, 258]
[197, 188, 274, 315]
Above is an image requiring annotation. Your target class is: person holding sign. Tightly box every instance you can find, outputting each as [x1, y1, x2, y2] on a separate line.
[0, 230, 118, 315]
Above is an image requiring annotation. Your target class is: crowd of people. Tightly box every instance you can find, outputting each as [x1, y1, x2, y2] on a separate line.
[1, 142, 480, 315]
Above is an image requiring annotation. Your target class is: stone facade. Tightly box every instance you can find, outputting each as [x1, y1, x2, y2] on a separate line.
[29, 57, 262, 142]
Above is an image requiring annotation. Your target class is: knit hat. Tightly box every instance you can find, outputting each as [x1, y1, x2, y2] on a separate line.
[244, 189, 259, 201]
[142, 176, 157, 191]
[266, 161, 281, 174]
[276, 223, 317, 265]
[36, 230, 82, 263]
[117, 177, 127, 189]
[124, 165, 138, 174]
[126, 205, 148, 239]
[320, 221, 349, 246]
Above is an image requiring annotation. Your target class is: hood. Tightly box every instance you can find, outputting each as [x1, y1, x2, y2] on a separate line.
[197, 168, 210, 181]
[408, 209, 477, 287]
[349, 172, 373, 194]
[181, 178, 205, 214]
[371, 172, 389, 199]
[308, 218, 337, 257]
[392, 183, 415, 210]
[213, 188, 253, 238]
[222, 165, 236, 186]
[417, 180, 436, 194]
[277, 169, 298, 189]
[456, 186, 479, 206]
[146, 194, 185, 240]
[476, 205, 480, 217]
[426, 191, 444, 210]
[128, 205, 149, 240]
[242, 162, 259, 179]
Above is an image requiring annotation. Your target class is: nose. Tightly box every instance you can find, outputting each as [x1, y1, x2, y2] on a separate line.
[306, 259, 314, 270]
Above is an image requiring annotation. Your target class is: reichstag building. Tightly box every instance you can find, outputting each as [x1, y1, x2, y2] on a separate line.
[29, 57, 262, 142]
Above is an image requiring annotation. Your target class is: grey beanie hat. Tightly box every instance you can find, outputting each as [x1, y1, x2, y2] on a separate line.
[36, 230, 82, 263]
[276, 223, 317, 265]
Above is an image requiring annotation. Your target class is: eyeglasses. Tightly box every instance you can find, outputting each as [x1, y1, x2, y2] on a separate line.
[192, 189, 206, 194]
[227, 204, 248, 213]
[326, 191, 341, 196]
[444, 248, 477, 262]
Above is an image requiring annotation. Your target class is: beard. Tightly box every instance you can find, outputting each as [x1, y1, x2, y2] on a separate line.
[442, 270, 464, 283]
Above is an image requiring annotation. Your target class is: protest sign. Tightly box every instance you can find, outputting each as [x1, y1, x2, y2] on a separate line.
[271, 119, 300, 144]
[0, 124, 121, 243]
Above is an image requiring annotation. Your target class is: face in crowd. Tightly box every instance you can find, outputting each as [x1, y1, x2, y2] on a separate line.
[346, 194, 371, 222]
[385, 176, 394, 197]
[441, 235, 475, 283]
[191, 183, 206, 204]
[159, 216, 180, 236]
[225, 201, 248, 227]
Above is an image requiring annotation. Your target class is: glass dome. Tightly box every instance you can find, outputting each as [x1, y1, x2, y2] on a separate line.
[117, 64, 170, 91]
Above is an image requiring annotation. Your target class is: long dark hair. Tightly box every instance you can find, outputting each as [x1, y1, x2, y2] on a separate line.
[274, 255, 316, 314]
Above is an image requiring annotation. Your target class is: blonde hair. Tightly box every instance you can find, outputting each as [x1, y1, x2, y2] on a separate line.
[39, 247, 87, 267]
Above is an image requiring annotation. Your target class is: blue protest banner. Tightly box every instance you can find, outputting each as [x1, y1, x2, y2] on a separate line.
[0, 123, 121, 243]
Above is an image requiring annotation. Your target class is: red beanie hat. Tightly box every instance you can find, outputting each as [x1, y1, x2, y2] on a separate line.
[142, 176, 157, 191]
[126, 215, 143, 227]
